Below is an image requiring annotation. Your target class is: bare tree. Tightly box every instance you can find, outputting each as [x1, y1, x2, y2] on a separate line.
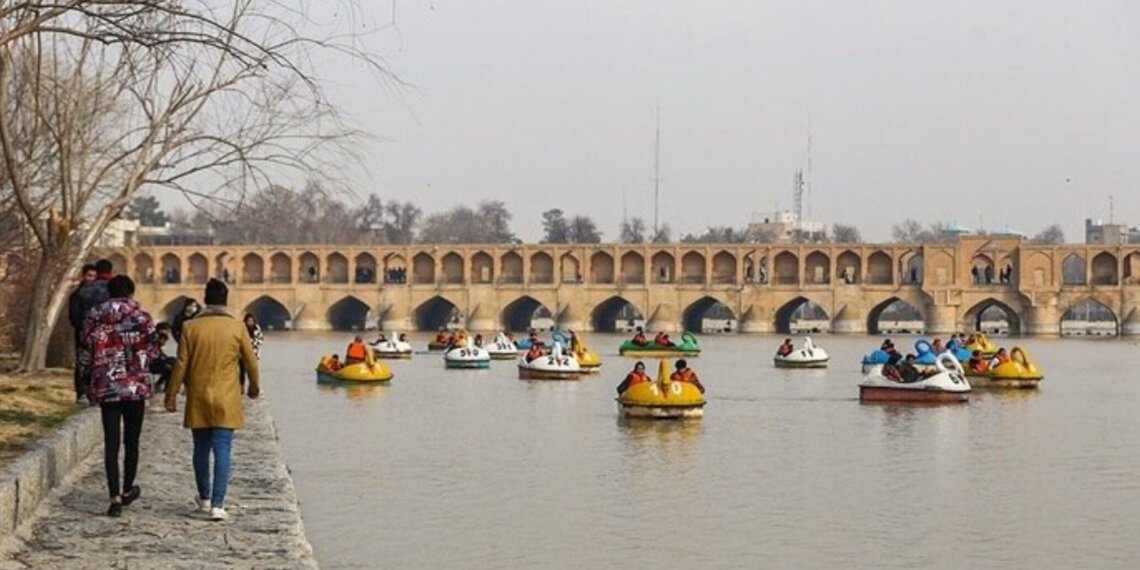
[681, 226, 748, 243]
[650, 224, 671, 244]
[620, 217, 647, 243]
[1031, 224, 1065, 244]
[541, 209, 570, 243]
[568, 215, 602, 243]
[1, 2, 382, 371]
[831, 224, 862, 243]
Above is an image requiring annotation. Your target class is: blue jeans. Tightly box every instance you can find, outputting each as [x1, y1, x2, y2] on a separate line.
[192, 428, 234, 508]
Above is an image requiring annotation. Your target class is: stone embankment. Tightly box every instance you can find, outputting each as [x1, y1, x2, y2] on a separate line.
[0, 400, 318, 569]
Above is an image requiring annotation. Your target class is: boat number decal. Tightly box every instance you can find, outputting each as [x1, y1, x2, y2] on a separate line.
[671, 382, 682, 395]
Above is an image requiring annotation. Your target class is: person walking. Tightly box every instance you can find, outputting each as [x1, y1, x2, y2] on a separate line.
[67, 263, 98, 403]
[79, 275, 159, 517]
[165, 279, 260, 521]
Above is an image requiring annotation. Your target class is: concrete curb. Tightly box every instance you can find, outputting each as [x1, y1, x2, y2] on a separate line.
[0, 408, 100, 541]
[260, 402, 320, 569]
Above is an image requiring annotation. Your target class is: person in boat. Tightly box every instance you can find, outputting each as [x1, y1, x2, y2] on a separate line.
[670, 359, 704, 393]
[398, 333, 408, 343]
[631, 327, 649, 347]
[527, 331, 544, 349]
[444, 331, 458, 349]
[474, 333, 484, 347]
[931, 338, 944, 354]
[326, 354, 344, 371]
[899, 354, 927, 383]
[525, 344, 544, 363]
[992, 348, 1010, 366]
[615, 361, 650, 395]
[947, 334, 961, 351]
[967, 349, 989, 373]
[654, 332, 675, 347]
[373, 332, 388, 345]
[965, 334, 977, 346]
[776, 338, 795, 357]
[881, 351, 903, 381]
[345, 336, 368, 365]
[880, 338, 895, 352]
[433, 328, 449, 345]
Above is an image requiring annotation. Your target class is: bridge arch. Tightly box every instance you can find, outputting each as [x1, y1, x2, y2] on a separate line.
[383, 253, 407, 283]
[160, 253, 181, 284]
[805, 251, 830, 284]
[621, 251, 645, 284]
[683, 295, 736, 333]
[471, 251, 494, 284]
[1125, 252, 1140, 284]
[680, 251, 706, 284]
[269, 252, 292, 283]
[328, 296, 371, 331]
[412, 252, 435, 284]
[1061, 297, 1119, 336]
[299, 251, 320, 282]
[560, 253, 581, 283]
[590, 252, 615, 284]
[962, 298, 1022, 335]
[327, 252, 349, 284]
[775, 296, 830, 334]
[901, 251, 923, 284]
[1091, 252, 1118, 285]
[1062, 253, 1086, 285]
[773, 251, 797, 285]
[651, 251, 674, 283]
[441, 252, 464, 284]
[187, 253, 208, 284]
[866, 296, 925, 334]
[711, 251, 736, 284]
[108, 253, 129, 277]
[591, 295, 643, 333]
[836, 250, 860, 284]
[530, 252, 554, 284]
[501, 251, 523, 284]
[133, 253, 155, 284]
[414, 295, 462, 331]
[244, 295, 291, 330]
[242, 253, 265, 284]
[354, 253, 377, 283]
[970, 253, 995, 284]
[501, 295, 555, 332]
[867, 251, 892, 284]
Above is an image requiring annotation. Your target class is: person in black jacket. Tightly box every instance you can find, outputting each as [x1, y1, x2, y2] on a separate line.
[69, 260, 112, 403]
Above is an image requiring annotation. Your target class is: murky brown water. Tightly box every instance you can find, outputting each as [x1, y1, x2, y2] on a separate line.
[263, 333, 1140, 569]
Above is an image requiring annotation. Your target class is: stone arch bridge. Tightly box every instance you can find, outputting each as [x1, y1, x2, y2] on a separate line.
[107, 235, 1140, 336]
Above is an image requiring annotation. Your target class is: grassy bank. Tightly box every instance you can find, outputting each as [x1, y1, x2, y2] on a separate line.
[0, 365, 77, 466]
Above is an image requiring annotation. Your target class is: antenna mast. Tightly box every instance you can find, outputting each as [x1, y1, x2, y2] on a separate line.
[793, 170, 804, 222]
[652, 108, 661, 236]
[1109, 194, 1115, 224]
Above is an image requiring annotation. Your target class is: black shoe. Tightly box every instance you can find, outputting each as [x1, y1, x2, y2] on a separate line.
[107, 502, 122, 517]
[122, 486, 141, 507]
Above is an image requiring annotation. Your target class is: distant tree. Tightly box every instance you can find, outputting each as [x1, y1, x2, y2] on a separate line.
[357, 194, 386, 233]
[541, 209, 570, 243]
[383, 201, 422, 245]
[568, 215, 602, 243]
[1031, 224, 1065, 244]
[891, 219, 947, 243]
[416, 202, 515, 244]
[127, 195, 169, 227]
[620, 217, 647, 243]
[477, 200, 516, 243]
[831, 224, 862, 243]
[650, 224, 672, 243]
[681, 226, 748, 243]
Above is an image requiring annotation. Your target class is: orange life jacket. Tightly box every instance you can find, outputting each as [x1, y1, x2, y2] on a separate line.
[626, 371, 649, 387]
[671, 368, 697, 382]
[655, 333, 669, 344]
[346, 341, 367, 361]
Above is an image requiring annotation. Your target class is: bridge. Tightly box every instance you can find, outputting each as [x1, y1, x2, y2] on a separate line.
[108, 235, 1140, 336]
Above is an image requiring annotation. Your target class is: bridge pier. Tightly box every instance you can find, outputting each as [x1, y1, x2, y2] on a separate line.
[830, 304, 867, 334]
[924, 305, 958, 335]
[1122, 308, 1140, 336]
[1023, 305, 1061, 337]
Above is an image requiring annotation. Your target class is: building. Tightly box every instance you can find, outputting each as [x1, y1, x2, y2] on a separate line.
[1086, 218, 1140, 245]
[746, 210, 828, 243]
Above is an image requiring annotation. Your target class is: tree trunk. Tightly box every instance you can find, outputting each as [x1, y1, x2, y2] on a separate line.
[16, 250, 76, 373]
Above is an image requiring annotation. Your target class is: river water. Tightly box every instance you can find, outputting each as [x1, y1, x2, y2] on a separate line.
[262, 333, 1140, 569]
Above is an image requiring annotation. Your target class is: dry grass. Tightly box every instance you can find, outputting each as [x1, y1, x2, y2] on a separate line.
[0, 368, 78, 466]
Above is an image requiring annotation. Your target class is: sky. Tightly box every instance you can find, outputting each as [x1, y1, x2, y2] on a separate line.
[265, 0, 1140, 243]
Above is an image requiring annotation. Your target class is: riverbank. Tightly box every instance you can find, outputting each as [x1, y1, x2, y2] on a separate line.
[0, 372, 77, 465]
[0, 399, 318, 569]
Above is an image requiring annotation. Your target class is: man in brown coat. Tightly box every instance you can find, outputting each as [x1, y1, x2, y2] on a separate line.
[165, 279, 260, 521]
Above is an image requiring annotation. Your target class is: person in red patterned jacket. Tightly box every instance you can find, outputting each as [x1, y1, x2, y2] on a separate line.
[79, 275, 160, 517]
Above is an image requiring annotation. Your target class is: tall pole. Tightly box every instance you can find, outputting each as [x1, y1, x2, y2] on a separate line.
[653, 107, 661, 236]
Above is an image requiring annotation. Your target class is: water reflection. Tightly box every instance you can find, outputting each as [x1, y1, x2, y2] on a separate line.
[315, 381, 389, 405]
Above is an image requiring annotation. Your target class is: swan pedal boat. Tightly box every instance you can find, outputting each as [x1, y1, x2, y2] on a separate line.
[486, 333, 521, 360]
[964, 333, 1000, 359]
[553, 330, 601, 373]
[859, 353, 970, 403]
[371, 333, 413, 359]
[517, 342, 581, 380]
[619, 331, 701, 358]
[443, 337, 491, 369]
[773, 337, 829, 369]
[965, 347, 1044, 389]
[316, 353, 393, 383]
[617, 360, 705, 419]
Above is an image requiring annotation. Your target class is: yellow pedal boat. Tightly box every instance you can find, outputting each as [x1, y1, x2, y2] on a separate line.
[964, 333, 1000, 359]
[966, 347, 1043, 389]
[617, 360, 705, 419]
[316, 351, 393, 383]
[567, 334, 601, 373]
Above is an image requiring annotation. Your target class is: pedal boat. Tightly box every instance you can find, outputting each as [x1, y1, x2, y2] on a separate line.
[619, 331, 701, 358]
[617, 360, 705, 419]
[486, 333, 521, 360]
[773, 336, 829, 368]
[443, 336, 491, 369]
[371, 333, 413, 359]
[553, 330, 601, 373]
[966, 347, 1043, 389]
[316, 351, 393, 383]
[859, 352, 970, 403]
[518, 342, 581, 380]
[964, 333, 1000, 359]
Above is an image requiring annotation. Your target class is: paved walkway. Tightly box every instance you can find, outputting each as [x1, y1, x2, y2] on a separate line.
[1, 400, 318, 570]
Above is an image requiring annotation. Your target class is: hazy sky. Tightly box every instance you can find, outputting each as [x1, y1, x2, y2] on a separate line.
[300, 0, 1139, 242]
